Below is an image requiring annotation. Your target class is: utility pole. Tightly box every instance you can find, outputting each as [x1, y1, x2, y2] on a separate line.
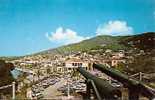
[67, 81, 70, 98]
[67, 74, 70, 98]
[12, 82, 15, 100]
[139, 72, 142, 81]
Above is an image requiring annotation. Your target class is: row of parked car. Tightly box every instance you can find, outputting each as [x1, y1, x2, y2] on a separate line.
[31, 75, 60, 99]
[57, 79, 86, 95]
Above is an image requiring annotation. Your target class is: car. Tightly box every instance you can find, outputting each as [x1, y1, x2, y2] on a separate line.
[111, 83, 121, 87]
[57, 87, 66, 91]
[36, 94, 44, 99]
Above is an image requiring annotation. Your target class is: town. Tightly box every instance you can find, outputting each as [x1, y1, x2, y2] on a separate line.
[1, 47, 153, 99]
[0, 0, 155, 99]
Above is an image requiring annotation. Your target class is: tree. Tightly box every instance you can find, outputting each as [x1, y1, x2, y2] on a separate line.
[116, 62, 126, 73]
[0, 60, 15, 94]
[125, 52, 155, 74]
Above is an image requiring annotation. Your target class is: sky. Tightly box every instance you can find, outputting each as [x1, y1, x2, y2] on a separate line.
[0, 0, 155, 56]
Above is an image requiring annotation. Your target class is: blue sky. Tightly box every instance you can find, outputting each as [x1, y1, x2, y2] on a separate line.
[0, 0, 155, 56]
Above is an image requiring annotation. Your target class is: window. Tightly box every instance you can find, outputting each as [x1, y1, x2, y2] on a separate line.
[78, 63, 82, 67]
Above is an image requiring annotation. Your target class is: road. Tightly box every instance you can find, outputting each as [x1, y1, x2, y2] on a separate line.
[42, 78, 67, 99]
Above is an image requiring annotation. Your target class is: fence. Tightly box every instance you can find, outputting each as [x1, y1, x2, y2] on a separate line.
[0, 82, 15, 99]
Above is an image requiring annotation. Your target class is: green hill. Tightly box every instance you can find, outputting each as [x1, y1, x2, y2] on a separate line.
[38, 32, 155, 55]
[121, 32, 155, 51]
[39, 35, 128, 55]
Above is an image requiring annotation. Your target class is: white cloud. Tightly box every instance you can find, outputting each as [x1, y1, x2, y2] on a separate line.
[46, 27, 90, 45]
[96, 20, 134, 36]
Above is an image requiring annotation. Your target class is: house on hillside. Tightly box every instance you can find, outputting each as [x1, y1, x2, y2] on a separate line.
[111, 58, 126, 67]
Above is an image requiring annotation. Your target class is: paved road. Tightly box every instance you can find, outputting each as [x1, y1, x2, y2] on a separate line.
[42, 78, 67, 99]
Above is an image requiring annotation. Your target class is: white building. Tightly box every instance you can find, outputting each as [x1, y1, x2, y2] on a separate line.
[65, 58, 92, 73]
[26, 88, 32, 99]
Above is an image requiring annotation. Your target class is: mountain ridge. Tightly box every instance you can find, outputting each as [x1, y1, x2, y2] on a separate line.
[37, 32, 155, 56]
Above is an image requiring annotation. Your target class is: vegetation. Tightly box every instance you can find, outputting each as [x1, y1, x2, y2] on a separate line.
[0, 60, 15, 94]
[38, 32, 154, 55]
[38, 35, 129, 55]
[125, 52, 155, 74]
[0, 56, 23, 61]
[121, 32, 155, 51]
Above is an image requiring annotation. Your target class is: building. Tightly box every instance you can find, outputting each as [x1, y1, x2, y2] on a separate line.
[65, 58, 93, 73]
[26, 88, 32, 99]
[111, 58, 126, 67]
[56, 66, 64, 73]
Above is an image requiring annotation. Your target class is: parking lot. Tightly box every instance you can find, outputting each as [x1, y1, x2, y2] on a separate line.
[31, 75, 60, 99]
[42, 78, 67, 99]
[30, 73, 88, 99]
[57, 79, 86, 96]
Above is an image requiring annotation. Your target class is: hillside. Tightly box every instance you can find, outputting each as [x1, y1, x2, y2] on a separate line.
[38, 32, 155, 55]
[121, 32, 155, 51]
[39, 35, 129, 55]
[0, 32, 154, 58]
